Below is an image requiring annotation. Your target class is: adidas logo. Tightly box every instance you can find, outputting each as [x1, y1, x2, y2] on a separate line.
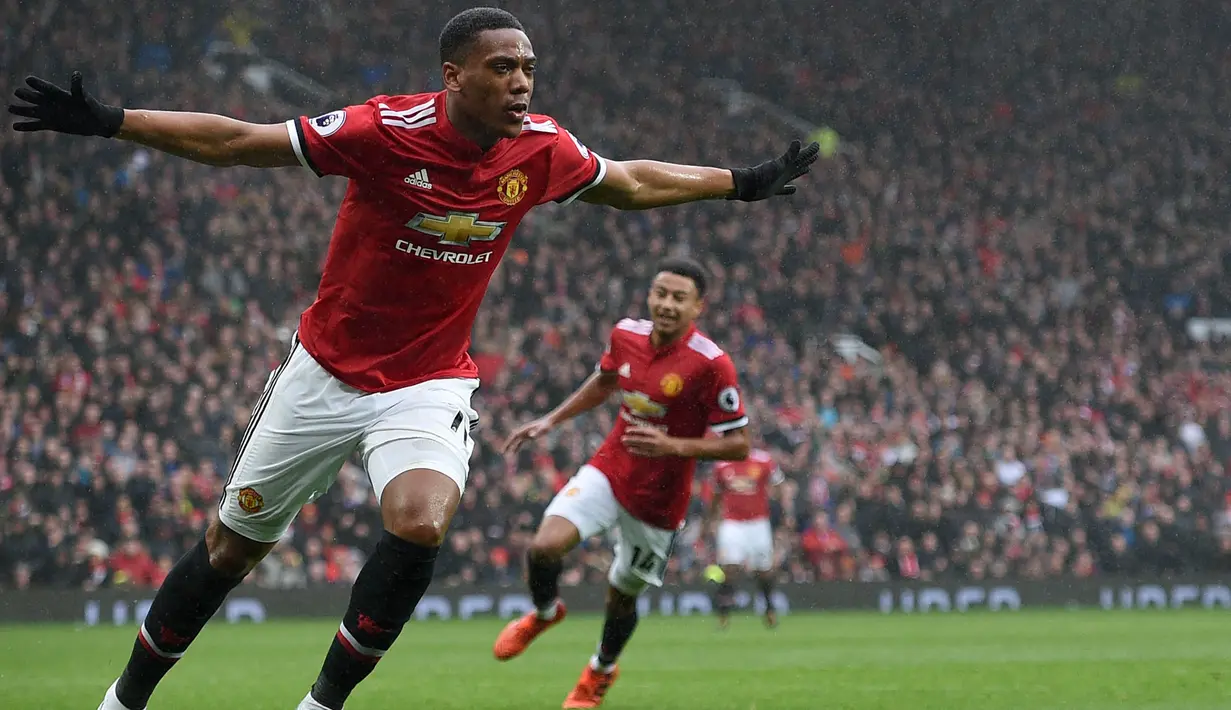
[404, 169, 433, 190]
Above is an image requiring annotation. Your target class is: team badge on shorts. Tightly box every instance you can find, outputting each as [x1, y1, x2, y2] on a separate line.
[237, 487, 265, 514]
[660, 373, 683, 397]
[497, 169, 529, 205]
[564, 487, 581, 497]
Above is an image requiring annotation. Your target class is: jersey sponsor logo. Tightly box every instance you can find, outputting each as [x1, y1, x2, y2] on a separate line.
[497, 169, 529, 205]
[717, 386, 741, 413]
[394, 240, 494, 265]
[404, 169, 433, 190]
[310, 110, 346, 137]
[236, 487, 264, 513]
[727, 464, 763, 494]
[619, 411, 669, 432]
[623, 391, 667, 419]
[406, 211, 505, 247]
[660, 373, 683, 397]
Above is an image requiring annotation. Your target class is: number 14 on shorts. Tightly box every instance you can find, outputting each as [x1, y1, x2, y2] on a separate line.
[629, 546, 660, 574]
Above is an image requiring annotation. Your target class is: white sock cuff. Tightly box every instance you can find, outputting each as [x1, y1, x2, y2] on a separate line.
[535, 599, 559, 620]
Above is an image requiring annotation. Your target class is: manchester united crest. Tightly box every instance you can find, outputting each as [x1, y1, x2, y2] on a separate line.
[237, 487, 264, 514]
[497, 169, 529, 206]
[660, 373, 684, 397]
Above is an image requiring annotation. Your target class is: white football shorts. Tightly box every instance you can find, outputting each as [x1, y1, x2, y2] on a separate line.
[217, 333, 479, 543]
[716, 518, 774, 572]
[543, 464, 680, 596]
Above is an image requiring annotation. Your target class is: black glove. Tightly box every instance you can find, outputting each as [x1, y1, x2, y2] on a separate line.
[8, 72, 124, 138]
[728, 140, 821, 201]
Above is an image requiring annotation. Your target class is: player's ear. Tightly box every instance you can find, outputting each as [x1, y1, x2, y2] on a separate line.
[442, 62, 464, 92]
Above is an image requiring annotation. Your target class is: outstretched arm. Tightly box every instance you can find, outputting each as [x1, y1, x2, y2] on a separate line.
[116, 111, 298, 168]
[8, 72, 297, 168]
[581, 141, 820, 209]
[503, 371, 621, 454]
[542, 370, 622, 427]
[582, 161, 735, 208]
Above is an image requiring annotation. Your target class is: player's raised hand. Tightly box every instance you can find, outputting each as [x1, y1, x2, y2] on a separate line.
[8, 71, 124, 137]
[503, 416, 555, 455]
[728, 140, 821, 201]
[621, 426, 680, 458]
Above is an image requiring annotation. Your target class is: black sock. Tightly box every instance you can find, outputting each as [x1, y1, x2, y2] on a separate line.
[116, 539, 243, 709]
[527, 551, 562, 613]
[757, 576, 775, 612]
[714, 581, 736, 617]
[310, 532, 438, 710]
[594, 608, 638, 668]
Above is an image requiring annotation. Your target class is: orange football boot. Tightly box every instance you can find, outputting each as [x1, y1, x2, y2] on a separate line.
[562, 663, 620, 708]
[492, 601, 567, 660]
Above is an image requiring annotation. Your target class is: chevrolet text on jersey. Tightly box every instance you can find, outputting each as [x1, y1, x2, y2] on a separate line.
[394, 240, 494, 264]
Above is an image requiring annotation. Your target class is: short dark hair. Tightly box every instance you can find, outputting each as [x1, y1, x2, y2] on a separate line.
[439, 7, 525, 64]
[656, 257, 708, 298]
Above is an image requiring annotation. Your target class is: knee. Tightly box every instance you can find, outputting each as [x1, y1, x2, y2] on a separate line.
[605, 586, 639, 615]
[206, 521, 272, 578]
[528, 530, 573, 563]
[528, 515, 582, 562]
[380, 469, 460, 548]
[387, 515, 448, 548]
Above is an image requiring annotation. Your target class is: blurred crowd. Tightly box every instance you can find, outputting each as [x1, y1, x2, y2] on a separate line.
[2, 0, 1230, 592]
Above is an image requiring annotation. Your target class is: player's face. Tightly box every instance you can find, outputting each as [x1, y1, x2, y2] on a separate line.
[647, 272, 703, 339]
[444, 29, 535, 143]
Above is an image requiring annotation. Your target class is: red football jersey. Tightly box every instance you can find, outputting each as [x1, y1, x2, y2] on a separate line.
[285, 92, 605, 392]
[713, 448, 783, 522]
[589, 319, 748, 529]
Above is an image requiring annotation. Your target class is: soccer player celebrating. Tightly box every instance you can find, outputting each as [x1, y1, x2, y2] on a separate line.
[496, 257, 750, 708]
[10, 8, 814, 710]
[707, 446, 785, 629]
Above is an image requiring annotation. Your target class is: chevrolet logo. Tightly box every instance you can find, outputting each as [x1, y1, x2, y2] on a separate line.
[407, 211, 505, 247]
[622, 391, 667, 419]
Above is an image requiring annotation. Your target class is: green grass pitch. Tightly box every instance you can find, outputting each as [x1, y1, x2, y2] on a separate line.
[0, 610, 1228, 709]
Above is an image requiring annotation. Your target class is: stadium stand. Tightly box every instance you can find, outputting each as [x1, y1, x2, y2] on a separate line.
[2, 0, 1230, 592]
